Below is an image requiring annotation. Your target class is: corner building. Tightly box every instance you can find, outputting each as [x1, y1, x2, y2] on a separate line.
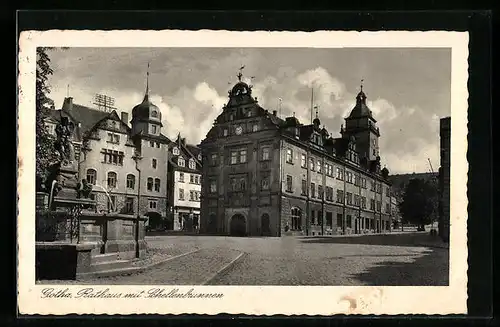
[200, 76, 393, 237]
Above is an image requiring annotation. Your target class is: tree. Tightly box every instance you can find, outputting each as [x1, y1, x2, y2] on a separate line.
[398, 178, 438, 229]
[36, 47, 58, 191]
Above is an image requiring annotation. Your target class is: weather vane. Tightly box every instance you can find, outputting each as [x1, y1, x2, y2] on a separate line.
[360, 79, 364, 92]
[237, 65, 245, 81]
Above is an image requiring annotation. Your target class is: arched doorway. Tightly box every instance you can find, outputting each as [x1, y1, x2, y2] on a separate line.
[208, 213, 217, 234]
[146, 211, 163, 231]
[230, 214, 246, 236]
[261, 213, 271, 236]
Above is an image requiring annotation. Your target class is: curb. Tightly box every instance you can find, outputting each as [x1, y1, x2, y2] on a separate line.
[201, 252, 246, 285]
[77, 248, 202, 280]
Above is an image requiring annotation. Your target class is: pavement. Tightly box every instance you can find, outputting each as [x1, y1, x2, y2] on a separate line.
[42, 232, 449, 286]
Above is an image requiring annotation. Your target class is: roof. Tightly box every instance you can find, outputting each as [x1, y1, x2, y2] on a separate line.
[347, 90, 374, 120]
[64, 104, 110, 133]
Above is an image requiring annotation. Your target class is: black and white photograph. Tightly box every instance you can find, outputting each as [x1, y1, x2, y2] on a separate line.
[18, 30, 469, 315]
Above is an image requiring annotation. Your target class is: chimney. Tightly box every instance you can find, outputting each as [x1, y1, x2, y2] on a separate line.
[272, 110, 277, 116]
[63, 97, 73, 111]
[121, 112, 129, 125]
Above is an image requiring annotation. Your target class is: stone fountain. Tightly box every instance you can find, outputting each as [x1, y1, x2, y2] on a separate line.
[36, 117, 147, 280]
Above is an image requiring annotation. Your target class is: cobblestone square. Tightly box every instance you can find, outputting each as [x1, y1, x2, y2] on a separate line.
[60, 233, 449, 286]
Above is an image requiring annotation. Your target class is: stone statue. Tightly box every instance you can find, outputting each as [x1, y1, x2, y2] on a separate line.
[76, 179, 93, 199]
[55, 117, 75, 165]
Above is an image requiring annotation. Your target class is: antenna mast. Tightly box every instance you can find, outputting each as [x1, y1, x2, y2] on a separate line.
[427, 158, 435, 173]
[93, 94, 116, 113]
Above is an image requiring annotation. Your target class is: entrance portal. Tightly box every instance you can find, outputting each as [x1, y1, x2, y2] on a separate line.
[261, 213, 271, 236]
[230, 214, 246, 236]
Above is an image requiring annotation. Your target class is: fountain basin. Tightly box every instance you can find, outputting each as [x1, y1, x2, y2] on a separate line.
[36, 208, 148, 280]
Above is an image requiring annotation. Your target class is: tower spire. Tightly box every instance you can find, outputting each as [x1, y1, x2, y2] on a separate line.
[144, 61, 150, 101]
[315, 105, 319, 119]
[360, 78, 364, 92]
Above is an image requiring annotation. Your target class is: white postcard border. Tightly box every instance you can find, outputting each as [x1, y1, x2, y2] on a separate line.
[17, 30, 469, 315]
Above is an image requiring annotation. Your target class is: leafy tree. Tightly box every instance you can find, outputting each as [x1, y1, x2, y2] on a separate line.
[398, 178, 438, 229]
[36, 47, 58, 191]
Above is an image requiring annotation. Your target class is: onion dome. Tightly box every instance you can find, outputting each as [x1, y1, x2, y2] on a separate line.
[131, 62, 162, 122]
[348, 80, 373, 119]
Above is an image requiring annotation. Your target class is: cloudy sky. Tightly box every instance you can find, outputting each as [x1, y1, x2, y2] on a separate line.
[46, 47, 451, 174]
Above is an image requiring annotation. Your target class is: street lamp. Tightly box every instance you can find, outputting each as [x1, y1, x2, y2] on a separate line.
[133, 153, 143, 258]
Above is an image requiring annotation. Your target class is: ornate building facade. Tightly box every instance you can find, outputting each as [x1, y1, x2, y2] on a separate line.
[43, 74, 170, 226]
[438, 117, 451, 242]
[199, 73, 393, 237]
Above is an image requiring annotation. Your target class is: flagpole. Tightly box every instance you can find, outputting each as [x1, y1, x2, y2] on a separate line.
[310, 87, 314, 124]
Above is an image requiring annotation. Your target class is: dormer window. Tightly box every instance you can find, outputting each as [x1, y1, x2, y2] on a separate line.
[198, 154, 202, 161]
[252, 124, 259, 132]
[151, 125, 157, 134]
[178, 157, 185, 167]
[172, 147, 179, 155]
[189, 159, 196, 170]
[151, 110, 158, 118]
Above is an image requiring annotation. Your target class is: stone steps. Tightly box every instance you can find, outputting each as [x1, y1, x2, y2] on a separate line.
[91, 259, 131, 272]
[93, 253, 120, 264]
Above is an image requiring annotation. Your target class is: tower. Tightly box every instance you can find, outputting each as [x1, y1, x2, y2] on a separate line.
[130, 62, 163, 136]
[341, 81, 380, 162]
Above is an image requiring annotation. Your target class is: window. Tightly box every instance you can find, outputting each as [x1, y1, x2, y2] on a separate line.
[126, 174, 135, 189]
[361, 196, 367, 209]
[336, 167, 344, 180]
[310, 183, 316, 198]
[240, 150, 247, 163]
[354, 175, 359, 186]
[286, 175, 293, 192]
[291, 207, 302, 231]
[362, 178, 367, 188]
[178, 157, 185, 167]
[190, 190, 195, 201]
[337, 214, 343, 228]
[370, 181, 376, 191]
[311, 210, 315, 225]
[107, 195, 116, 212]
[107, 172, 117, 188]
[386, 187, 391, 196]
[370, 199, 375, 210]
[156, 142, 160, 148]
[310, 158, 315, 171]
[386, 203, 391, 214]
[325, 187, 333, 201]
[210, 153, 218, 166]
[189, 159, 196, 169]
[102, 149, 124, 165]
[301, 179, 307, 195]
[346, 215, 352, 228]
[230, 151, 238, 164]
[337, 190, 344, 203]
[190, 174, 194, 183]
[154, 178, 160, 192]
[261, 176, 270, 190]
[195, 175, 200, 184]
[150, 141, 155, 147]
[346, 171, 353, 183]
[179, 189, 185, 200]
[151, 110, 158, 118]
[125, 197, 134, 214]
[261, 147, 270, 161]
[209, 179, 217, 193]
[376, 201, 381, 212]
[86, 169, 96, 185]
[286, 149, 293, 164]
[354, 194, 360, 207]
[346, 192, 353, 205]
[326, 212, 333, 228]
[179, 172, 184, 182]
[318, 185, 323, 200]
[223, 129, 228, 137]
[317, 161, 322, 173]
[152, 158, 157, 169]
[173, 147, 180, 155]
[301, 154, 306, 168]
[151, 125, 157, 134]
[229, 176, 247, 192]
[147, 177, 153, 191]
[149, 200, 157, 210]
[107, 133, 120, 144]
[252, 124, 259, 132]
